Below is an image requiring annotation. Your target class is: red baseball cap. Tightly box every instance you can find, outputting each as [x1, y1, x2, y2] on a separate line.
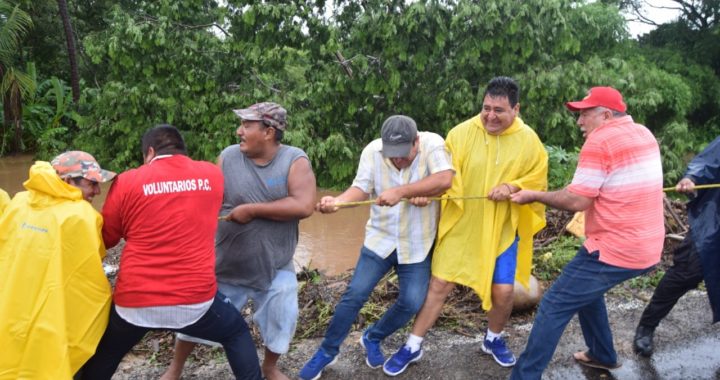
[565, 86, 627, 113]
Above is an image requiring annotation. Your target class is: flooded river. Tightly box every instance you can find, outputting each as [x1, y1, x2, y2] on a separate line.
[0, 154, 366, 275]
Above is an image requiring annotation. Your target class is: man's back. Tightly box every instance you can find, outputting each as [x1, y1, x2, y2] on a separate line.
[102, 154, 224, 307]
[0, 161, 111, 378]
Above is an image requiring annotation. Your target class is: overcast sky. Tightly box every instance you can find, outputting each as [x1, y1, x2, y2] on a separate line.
[625, 0, 682, 38]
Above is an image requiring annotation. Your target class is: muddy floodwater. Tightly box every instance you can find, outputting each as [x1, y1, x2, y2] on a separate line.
[0, 154, 366, 275]
[0, 154, 39, 198]
[295, 204, 367, 275]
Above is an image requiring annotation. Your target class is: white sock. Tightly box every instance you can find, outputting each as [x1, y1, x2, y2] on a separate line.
[405, 334, 424, 353]
[486, 329, 502, 342]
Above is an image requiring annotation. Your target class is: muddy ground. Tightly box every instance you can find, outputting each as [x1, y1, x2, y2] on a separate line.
[109, 289, 719, 380]
[105, 200, 720, 379]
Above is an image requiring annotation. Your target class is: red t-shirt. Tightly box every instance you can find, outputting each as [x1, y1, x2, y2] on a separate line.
[102, 155, 223, 307]
[567, 116, 664, 269]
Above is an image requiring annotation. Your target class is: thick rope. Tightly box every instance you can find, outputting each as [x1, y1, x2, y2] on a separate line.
[219, 183, 720, 217]
[334, 195, 489, 208]
[335, 183, 720, 209]
[661, 183, 720, 192]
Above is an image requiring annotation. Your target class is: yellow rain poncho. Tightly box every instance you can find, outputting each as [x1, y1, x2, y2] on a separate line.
[0, 188, 9, 215]
[0, 162, 111, 379]
[433, 116, 547, 311]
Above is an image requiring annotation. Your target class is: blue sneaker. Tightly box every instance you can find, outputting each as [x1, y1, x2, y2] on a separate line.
[298, 348, 337, 380]
[383, 345, 423, 376]
[481, 335, 516, 367]
[360, 330, 385, 368]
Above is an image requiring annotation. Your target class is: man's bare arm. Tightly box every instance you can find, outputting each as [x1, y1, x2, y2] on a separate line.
[510, 187, 593, 212]
[228, 158, 316, 223]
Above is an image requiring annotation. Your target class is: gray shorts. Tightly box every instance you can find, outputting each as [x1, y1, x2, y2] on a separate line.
[177, 270, 299, 354]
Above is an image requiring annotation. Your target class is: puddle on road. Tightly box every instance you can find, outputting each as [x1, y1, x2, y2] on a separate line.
[639, 334, 720, 379]
[545, 331, 720, 379]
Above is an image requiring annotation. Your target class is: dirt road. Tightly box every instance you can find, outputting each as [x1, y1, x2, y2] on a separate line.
[111, 289, 719, 379]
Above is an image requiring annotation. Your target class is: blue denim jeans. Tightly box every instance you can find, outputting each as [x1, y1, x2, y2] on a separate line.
[511, 247, 652, 380]
[320, 246, 431, 356]
[80, 293, 262, 380]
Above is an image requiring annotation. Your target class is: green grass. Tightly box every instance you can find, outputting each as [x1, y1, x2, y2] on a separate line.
[533, 235, 582, 281]
[534, 236, 675, 292]
[627, 269, 666, 290]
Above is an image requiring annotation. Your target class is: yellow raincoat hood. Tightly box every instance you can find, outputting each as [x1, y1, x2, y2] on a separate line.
[433, 116, 547, 311]
[0, 161, 111, 379]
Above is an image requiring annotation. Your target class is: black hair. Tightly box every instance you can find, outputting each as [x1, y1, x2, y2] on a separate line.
[483, 76, 520, 108]
[269, 125, 284, 142]
[141, 124, 188, 156]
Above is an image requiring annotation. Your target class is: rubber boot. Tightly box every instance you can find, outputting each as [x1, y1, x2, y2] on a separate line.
[633, 325, 655, 357]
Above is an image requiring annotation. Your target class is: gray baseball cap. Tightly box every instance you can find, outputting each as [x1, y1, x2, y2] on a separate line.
[381, 115, 417, 158]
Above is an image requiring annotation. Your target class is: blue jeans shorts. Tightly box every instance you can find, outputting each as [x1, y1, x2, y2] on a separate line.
[178, 270, 298, 354]
[492, 237, 519, 284]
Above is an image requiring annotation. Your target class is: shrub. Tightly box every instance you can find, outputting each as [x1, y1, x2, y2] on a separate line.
[533, 235, 582, 281]
[546, 144, 578, 190]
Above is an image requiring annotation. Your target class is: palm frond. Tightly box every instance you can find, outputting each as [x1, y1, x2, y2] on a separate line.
[0, 1, 33, 65]
[1, 66, 36, 101]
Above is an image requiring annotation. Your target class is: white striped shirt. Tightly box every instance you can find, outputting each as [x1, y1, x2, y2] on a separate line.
[351, 132, 453, 264]
[115, 298, 213, 328]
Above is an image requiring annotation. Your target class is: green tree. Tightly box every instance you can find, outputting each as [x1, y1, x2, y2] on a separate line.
[76, 0, 246, 170]
[60, 0, 718, 188]
[0, 0, 34, 155]
[19, 0, 138, 92]
[22, 64, 80, 159]
[294, 0, 632, 186]
[626, 0, 720, 175]
[56, 0, 80, 103]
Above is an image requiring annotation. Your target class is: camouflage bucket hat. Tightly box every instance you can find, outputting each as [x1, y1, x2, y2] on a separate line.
[51, 151, 117, 183]
[232, 102, 288, 131]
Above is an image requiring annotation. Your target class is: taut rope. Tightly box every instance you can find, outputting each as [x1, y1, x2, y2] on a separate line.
[218, 183, 720, 218]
